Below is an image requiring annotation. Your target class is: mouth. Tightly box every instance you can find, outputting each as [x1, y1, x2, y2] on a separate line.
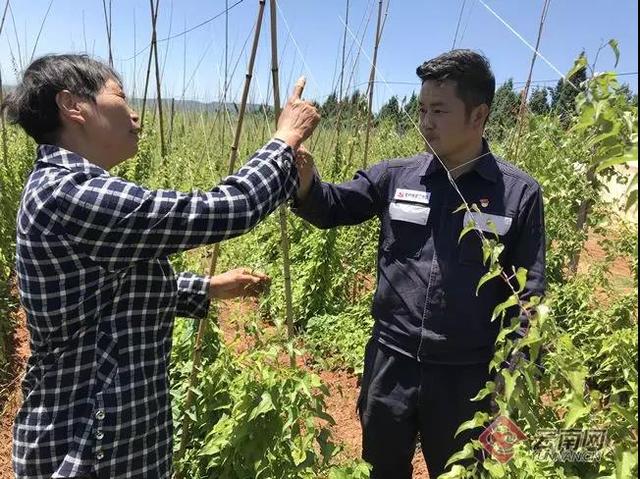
[130, 127, 142, 136]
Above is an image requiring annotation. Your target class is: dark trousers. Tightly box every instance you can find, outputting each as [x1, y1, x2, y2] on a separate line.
[357, 340, 492, 479]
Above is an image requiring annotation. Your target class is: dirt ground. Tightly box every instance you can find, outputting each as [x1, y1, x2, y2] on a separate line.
[0, 293, 28, 479]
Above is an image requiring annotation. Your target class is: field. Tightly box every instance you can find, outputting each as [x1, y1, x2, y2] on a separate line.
[0, 1, 638, 478]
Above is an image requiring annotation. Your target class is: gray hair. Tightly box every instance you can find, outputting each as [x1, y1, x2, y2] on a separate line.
[2, 54, 122, 144]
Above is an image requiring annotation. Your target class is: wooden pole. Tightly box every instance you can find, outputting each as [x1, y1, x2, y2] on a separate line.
[510, 0, 550, 162]
[0, 67, 8, 165]
[150, 0, 167, 158]
[175, 0, 267, 465]
[101, 0, 113, 67]
[269, 0, 295, 346]
[332, 0, 350, 176]
[362, 0, 384, 169]
[168, 97, 175, 148]
[140, 0, 159, 128]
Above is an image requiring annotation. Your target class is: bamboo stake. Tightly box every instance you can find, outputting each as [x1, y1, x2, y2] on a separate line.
[168, 97, 175, 148]
[0, 67, 8, 165]
[0, 1, 8, 165]
[132, 8, 137, 99]
[362, 0, 384, 169]
[101, 0, 113, 67]
[221, 0, 229, 155]
[331, 0, 350, 176]
[510, 0, 550, 162]
[140, 0, 159, 128]
[269, 0, 295, 348]
[175, 0, 267, 465]
[7, 2, 23, 72]
[451, 0, 467, 50]
[150, 0, 167, 159]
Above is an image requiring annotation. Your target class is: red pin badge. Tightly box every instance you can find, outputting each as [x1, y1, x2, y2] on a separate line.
[480, 198, 490, 208]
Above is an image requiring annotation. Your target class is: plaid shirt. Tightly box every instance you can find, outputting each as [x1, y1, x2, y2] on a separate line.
[13, 139, 297, 478]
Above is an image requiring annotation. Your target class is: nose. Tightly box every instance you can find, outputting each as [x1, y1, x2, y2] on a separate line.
[420, 112, 435, 130]
[130, 110, 140, 127]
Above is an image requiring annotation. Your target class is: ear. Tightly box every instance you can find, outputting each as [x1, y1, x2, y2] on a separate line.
[472, 104, 490, 129]
[55, 90, 87, 126]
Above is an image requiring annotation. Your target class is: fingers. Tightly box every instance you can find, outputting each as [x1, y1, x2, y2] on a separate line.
[243, 276, 271, 297]
[230, 268, 270, 297]
[290, 76, 306, 102]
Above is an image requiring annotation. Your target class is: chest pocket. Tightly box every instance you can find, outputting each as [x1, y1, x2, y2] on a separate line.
[382, 201, 430, 258]
[458, 210, 514, 265]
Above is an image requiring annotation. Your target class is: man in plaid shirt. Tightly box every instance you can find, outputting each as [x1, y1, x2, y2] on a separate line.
[3, 54, 320, 478]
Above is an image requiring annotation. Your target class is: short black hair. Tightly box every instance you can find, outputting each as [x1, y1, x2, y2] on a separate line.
[417, 49, 495, 114]
[1, 54, 121, 144]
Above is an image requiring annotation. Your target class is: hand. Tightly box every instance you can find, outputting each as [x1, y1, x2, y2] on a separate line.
[295, 145, 317, 201]
[208, 268, 271, 300]
[275, 77, 321, 150]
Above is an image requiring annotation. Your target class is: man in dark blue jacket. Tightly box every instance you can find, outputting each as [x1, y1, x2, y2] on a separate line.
[292, 50, 545, 478]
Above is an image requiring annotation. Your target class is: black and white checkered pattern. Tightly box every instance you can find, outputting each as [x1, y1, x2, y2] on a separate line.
[13, 139, 297, 478]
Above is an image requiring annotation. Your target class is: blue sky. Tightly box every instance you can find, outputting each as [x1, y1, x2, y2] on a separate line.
[1, 1, 637, 110]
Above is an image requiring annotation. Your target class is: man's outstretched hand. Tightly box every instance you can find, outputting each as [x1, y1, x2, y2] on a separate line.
[295, 145, 316, 201]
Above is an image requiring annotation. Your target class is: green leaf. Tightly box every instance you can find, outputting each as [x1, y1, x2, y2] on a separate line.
[291, 443, 307, 466]
[567, 55, 588, 81]
[190, 386, 204, 398]
[476, 267, 502, 295]
[438, 464, 468, 479]
[453, 203, 467, 214]
[459, 221, 477, 243]
[515, 267, 528, 293]
[470, 381, 496, 402]
[565, 368, 587, 395]
[248, 391, 276, 421]
[611, 402, 639, 428]
[445, 442, 476, 468]
[563, 397, 591, 428]
[595, 143, 637, 172]
[625, 188, 638, 211]
[491, 295, 519, 322]
[455, 411, 490, 437]
[609, 39, 620, 67]
[500, 371, 518, 402]
[615, 450, 638, 479]
[486, 219, 499, 237]
[483, 460, 506, 477]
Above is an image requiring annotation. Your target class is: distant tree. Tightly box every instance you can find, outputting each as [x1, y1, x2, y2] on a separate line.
[321, 92, 338, 118]
[378, 95, 401, 124]
[528, 86, 550, 115]
[487, 78, 520, 140]
[618, 83, 637, 107]
[399, 91, 419, 133]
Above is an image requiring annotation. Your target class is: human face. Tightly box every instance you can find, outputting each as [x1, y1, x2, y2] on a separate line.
[84, 79, 141, 166]
[419, 79, 485, 161]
